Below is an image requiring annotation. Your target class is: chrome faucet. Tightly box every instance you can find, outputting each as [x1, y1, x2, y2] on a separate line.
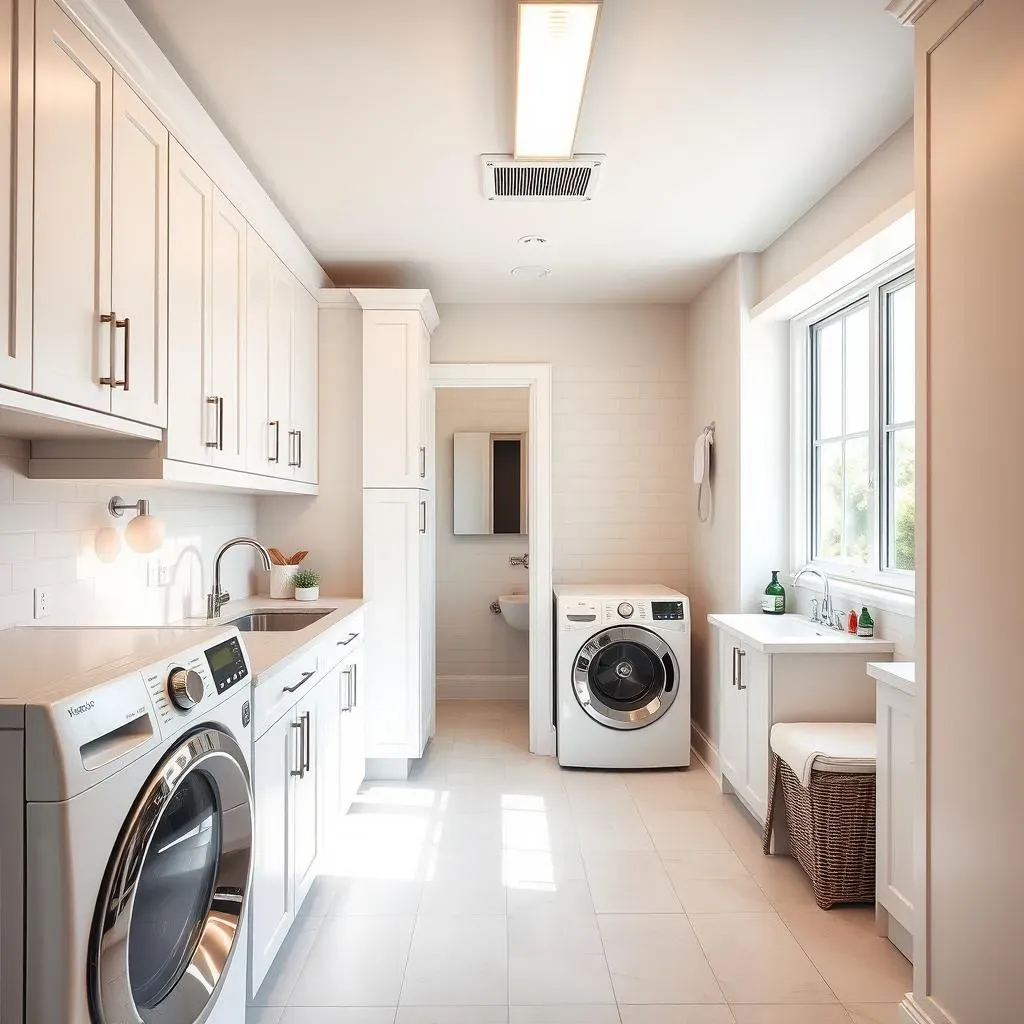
[208, 537, 273, 619]
[792, 567, 833, 625]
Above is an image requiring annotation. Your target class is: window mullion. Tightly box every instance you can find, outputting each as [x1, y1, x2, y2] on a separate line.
[869, 286, 882, 574]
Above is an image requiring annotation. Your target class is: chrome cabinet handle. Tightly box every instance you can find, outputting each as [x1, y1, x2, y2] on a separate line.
[283, 669, 316, 694]
[269, 420, 280, 463]
[352, 662, 358, 709]
[419, 445, 426, 478]
[120, 316, 131, 391]
[287, 430, 300, 467]
[419, 500, 427, 534]
[205, 396, 224, 449]
[736, 649, 747, 691]
[290, 719, 304, 778]
[100, 313, 130, 388]
[336, 632, 359, 647]
[297, 429, 303, 469]
[302, 710, 311, 773]
[342, 666, 353, 712]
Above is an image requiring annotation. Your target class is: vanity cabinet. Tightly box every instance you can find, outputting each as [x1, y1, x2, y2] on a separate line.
[709, 615, 892, 828]
[32, 0, 167, 426]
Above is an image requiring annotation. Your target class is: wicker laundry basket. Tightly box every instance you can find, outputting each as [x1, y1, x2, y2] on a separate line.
[762, 749, 877, 910]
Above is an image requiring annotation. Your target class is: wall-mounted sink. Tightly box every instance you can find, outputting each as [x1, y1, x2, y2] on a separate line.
[229, 609, 331, 632]
[498, 594, 529, 632]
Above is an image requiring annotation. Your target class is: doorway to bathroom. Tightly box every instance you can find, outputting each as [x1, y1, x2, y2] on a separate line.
[430, 364, 554, 756]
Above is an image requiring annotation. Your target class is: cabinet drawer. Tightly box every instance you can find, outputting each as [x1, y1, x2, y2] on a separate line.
[254, 649, 321, 739]
[319, 611, 365, 674]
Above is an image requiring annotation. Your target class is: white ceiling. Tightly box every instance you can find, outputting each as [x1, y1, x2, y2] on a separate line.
[125, 0, 913, 303]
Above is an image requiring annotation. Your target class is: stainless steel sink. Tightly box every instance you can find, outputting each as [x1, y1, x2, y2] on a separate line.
[229, 610, 331, 632]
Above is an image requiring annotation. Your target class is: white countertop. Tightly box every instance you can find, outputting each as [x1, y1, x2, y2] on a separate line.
[184, 596, 367, 678]
[707, 613, 896, 655]
[867, 660, 916, 696]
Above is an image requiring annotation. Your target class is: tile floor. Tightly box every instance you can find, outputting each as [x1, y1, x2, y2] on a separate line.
[248, 700, 910, 1024]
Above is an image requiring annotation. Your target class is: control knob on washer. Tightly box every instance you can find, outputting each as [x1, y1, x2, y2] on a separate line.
[617, 602, 635, 619]
[168, 667, 204, 710]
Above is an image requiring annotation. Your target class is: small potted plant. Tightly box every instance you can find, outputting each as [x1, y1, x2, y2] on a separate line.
[291, 567, 321, 602]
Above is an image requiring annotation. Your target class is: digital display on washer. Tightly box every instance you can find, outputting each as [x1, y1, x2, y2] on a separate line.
[651, 601, 685, 621]
[205, 636, 248, 694]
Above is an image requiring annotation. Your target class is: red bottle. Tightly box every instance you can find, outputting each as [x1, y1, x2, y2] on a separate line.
[848, 609, 858, 634]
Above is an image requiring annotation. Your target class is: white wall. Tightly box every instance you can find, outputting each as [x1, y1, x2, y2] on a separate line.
[758, 119, 914, 305]
[434, 387, 530, 696]
[0, 439, 257, 628]
[433, 304, 690, 590]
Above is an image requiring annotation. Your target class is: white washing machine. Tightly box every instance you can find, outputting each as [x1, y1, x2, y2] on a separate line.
[554, 585, 691, 769]
[0, 626, 255, 1024]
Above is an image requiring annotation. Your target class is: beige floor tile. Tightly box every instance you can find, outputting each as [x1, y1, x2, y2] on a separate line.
[394, 1009, 507, 1023]
[508, 948, 615, 1005]
[574, 806, 654, 852]
[251, 920, 322, 1007]
[508, 908, 604, 955]
[625, 768, 725, 812]
[247, 1008, 286, 1024]
[775, 904, 912, 1003]
[502, 844, 587, 888]
[689, 913, 835, 1004]
[669, 875, 774, 915]
[400, 915, 507, 1006]
[584, 849, 683, 913]
[661, 851, 750, 880]
[329, 877, 423, 917]
[509, 1007, 620, 1023]
[282, 1010, 397, 1024]
[506, 875, 595, 917]
[288, 916, 414, 1007]
[598, 914, 726, 1005]
[641, 810, 733, 854]
[619, 1008, 736, 1024]
[729, 1007, 852, 1023]
[417, 875, 507, 916]
[845, 1004, 900, 1024]
[745, 853, 816, 905]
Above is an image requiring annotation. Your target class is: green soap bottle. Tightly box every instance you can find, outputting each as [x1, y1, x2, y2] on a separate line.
[762, 570, 786, 615]
[857, 606, 875, 638]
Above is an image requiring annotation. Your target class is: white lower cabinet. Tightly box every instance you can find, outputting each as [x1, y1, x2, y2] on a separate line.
[339, 647, 367, 812]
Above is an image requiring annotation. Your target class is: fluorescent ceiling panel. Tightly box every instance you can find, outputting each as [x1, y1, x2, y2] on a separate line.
[515, 1, 601, 160]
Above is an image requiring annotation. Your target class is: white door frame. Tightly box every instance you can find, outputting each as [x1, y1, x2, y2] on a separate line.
[430, 362, 555, 757]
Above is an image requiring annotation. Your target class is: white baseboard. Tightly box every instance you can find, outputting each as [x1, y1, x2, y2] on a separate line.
[690, 719, 720, 779]
[900, 994, 953, 1024]
[437, 675, 529, 701]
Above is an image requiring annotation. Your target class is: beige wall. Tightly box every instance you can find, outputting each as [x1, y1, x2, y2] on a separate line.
[0, 439, 257, 627]
[758, 119, 914, 305]
[433, 303, 690, 590]
[434, 387, 530, 692]
[257, 305, 364, 598]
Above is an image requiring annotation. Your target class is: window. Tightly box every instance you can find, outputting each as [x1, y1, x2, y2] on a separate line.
[799, 259, 915, 589]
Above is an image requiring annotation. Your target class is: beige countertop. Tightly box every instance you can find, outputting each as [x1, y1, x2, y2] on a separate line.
[182, 596, 367, 678]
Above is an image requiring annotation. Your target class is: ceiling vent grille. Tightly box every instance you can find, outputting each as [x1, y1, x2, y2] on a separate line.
[481, 155, 604, 201]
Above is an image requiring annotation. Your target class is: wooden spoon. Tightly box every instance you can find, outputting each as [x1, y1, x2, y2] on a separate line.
[268, 547, 287, 566]
[289, 550, 309, 565]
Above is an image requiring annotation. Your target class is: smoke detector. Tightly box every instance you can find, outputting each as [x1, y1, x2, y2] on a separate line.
[482, 155, 604, 201]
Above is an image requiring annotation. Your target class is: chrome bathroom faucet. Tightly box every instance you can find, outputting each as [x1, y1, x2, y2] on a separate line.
[207, 537, 273, 618]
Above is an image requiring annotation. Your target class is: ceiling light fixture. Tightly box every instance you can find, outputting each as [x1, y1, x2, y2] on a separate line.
[514, 1, 602, 160]
[518, 234, 549, 247]
[108, 496, 166, 554]
[510, 265, 551, 279]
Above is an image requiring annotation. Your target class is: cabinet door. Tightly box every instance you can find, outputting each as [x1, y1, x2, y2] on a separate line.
[0, 0, 32, 390]
[362, 310, 429, 488]
[32, 0, 112, 410]
[340, 648, 367, 812]
[418, 490, 436, 745]
[267, 253, 294, 477]
[362, 489, 423, 758]
[739, 646, 771, 821]
[291, 698, 319, 913]
[316, 664, 342, 851]
[166, 140, 213, 463]
[250, 714, 296, 995]
[109, 76, 167, 426]
[209, 191, 247, 468]
[718, 635, 747, 790]
[289, 282, 318, 483]
[245, 228, 273, 473]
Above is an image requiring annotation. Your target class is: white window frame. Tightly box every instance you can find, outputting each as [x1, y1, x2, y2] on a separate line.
[790, 249, 916, 599]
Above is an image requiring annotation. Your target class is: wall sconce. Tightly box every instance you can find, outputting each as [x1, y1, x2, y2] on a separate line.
[108, 496, 166, 554]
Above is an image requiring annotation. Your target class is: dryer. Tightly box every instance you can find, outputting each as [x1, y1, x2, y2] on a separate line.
[554, 585, 691, 769]
[0, 626, 254, 1024]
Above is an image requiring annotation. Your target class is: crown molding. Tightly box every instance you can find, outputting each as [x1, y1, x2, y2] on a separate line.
[886, 0, 938, 24]
[349, 289, 440, 334]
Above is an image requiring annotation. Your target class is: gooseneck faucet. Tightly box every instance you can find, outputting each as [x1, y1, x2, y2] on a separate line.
[208, 537, 273, 619]
[792, 567, 833, 625]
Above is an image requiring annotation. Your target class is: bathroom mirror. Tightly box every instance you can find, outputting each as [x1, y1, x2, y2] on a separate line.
[453, 432, 528, 535]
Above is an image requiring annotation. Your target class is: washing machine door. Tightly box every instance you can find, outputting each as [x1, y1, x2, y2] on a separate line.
[572, 625, 679, 730]
[89, 726, 254, 1024]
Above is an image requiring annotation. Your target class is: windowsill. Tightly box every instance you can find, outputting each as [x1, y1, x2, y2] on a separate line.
[791, 574, 916, 618]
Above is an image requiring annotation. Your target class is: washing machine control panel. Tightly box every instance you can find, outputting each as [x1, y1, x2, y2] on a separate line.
[652, 600, 686, 621]
[617, 602, 634, 619]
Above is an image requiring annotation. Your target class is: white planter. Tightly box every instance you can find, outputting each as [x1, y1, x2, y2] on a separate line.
[295, 586, 319, 602]
[269, 564, 295, 599]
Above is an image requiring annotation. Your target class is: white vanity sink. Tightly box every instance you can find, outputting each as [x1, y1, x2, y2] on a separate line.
[708, 613, 895, 655]
[498, 594, 529, 631]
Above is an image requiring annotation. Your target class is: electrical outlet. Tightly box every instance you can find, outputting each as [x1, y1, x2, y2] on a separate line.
[34, 587, 51, 619]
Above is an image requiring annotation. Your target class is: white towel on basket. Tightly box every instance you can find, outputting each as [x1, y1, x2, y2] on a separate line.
[770, 722, 876, 787]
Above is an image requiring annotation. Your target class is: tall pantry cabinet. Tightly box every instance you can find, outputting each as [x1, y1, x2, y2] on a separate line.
[354, 290, 439, 777]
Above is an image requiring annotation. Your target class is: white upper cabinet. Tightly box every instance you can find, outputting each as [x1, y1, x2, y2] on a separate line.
[0, 0, 32, 390]
[109, 76, 168, 427]
[267, 253, 295, 475]
[289, 284, 318, 484]
[245, 228, 274, 473]
[356, 291, 438, 489]
[32, 0, 112, 412]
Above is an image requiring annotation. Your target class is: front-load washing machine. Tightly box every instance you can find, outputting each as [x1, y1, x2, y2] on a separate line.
[554, 585, 691, 769]
[0, 625, 255, 1024]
